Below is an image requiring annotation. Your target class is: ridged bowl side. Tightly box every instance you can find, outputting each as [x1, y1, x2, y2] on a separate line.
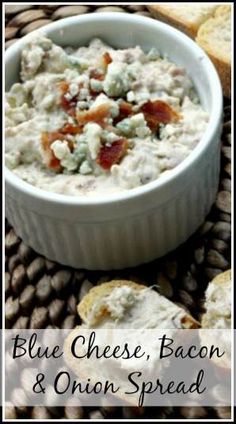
[5, 141, 220, 270]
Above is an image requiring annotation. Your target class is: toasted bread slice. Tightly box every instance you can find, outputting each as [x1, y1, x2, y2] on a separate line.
[196, 6, 231, 97]
[147, 4, 218, 38]
[78, 279, 199, 329]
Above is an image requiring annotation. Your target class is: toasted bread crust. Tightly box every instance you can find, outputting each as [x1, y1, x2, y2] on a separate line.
[147, 6, 197, 38]
[215, 5, 231, 18]
[147, 5, 218, 38]
[207, 54, 231, 98]
[196, 8, 231, 97]
[209, 269, 231, 287]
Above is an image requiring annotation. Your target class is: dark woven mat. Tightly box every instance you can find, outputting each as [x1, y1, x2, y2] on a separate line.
[5, 4, 231, 421]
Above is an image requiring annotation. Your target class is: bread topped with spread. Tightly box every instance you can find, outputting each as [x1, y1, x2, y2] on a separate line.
[64, 279, 231, 399]
[201, 269, 231, 329]
[64, 280, 200, 401]
[77, 280, 200, 329]
[200, 270, 231, 371]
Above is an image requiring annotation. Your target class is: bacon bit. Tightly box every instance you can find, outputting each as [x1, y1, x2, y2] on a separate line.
[97, 138, 128, 170]
[60, 123, 83, 135]
[90, 89, 98, 98]
[90, 69, 105, 81]
[61, 94, 77, 117]
[41, 131, 64, 146]
[140, 100, 181, 132]
[113, 101, 133, 125]
[59, 81, 69, 94]
[48, 156, 61, 171]
[60, 97, 77, 117]
[59, 81, 77, 117]
[61, 97, 76, 117]
[76, 104, 110, 127]
[102, 52, 112, 68]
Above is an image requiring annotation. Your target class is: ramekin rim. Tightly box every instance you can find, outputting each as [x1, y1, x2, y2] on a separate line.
[4, 12, 223, 207]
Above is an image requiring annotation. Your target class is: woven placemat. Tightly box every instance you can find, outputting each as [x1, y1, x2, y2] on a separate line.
[4, 4, 231, 421]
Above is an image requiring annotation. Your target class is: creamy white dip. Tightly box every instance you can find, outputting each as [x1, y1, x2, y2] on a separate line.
[5, 35, 209, 196]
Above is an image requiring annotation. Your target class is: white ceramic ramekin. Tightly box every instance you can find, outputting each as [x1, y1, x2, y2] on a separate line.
[5, 13, 223, 270]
